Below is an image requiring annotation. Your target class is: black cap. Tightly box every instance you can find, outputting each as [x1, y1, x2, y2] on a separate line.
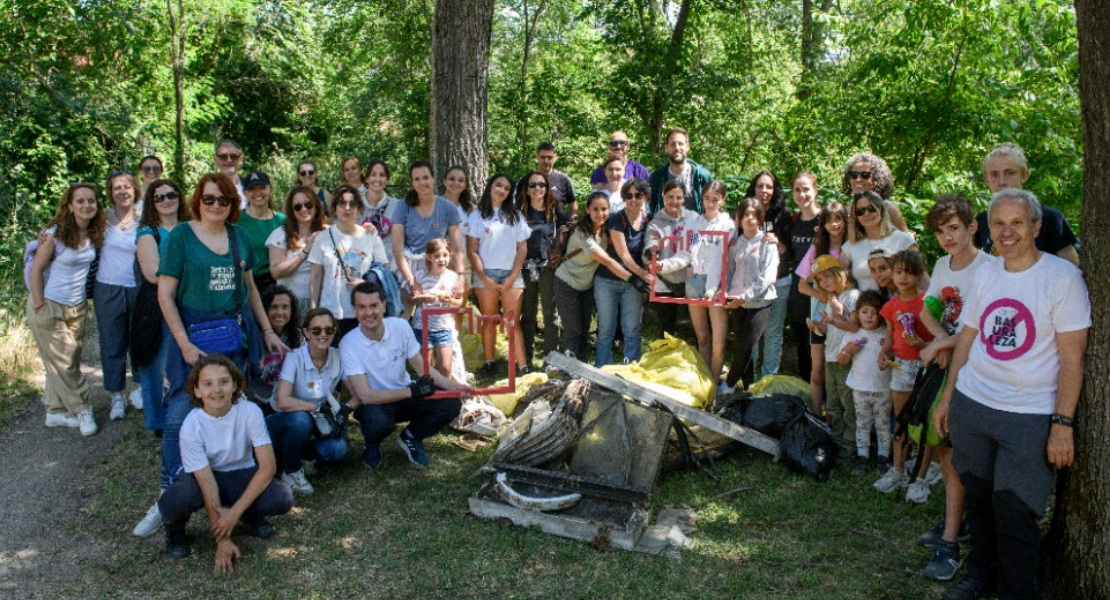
[243, 172, 270, 189]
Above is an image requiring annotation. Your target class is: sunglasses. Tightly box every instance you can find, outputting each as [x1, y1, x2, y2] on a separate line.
[299, 169, 315, 177]
[528, 182, 547, 189]
[335, 199, 360, 209]
[216, 152, 242, 161]
[201, 195, 234, 207]
[307, 326, 336, 336]
[609, 140, 629, 147]
[622, 191, 646, 200]
[154, 191, 180, 203]
[141, 165, 162, 174]
[854, 204, 880, 215]
[848, 170, 872, 180]
[292, 202, 314, 213]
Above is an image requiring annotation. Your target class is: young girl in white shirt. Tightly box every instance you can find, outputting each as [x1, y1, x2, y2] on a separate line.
[411, 238, 463, 378]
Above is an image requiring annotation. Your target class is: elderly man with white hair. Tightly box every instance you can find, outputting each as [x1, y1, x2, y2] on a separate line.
[933, 188, 1090, 600]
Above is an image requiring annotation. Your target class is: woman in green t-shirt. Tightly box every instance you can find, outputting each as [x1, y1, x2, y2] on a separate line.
[238, 172, 286, 293]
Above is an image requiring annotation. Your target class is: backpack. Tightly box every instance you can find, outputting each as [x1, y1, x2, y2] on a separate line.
[545, 217, 580, 271]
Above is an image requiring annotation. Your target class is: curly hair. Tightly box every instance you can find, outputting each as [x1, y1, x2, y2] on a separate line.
[51, 183, 106, 249]
[262, 284, 303, 349]
[840, 153, 894, 200]
[139, 179, 189, 229]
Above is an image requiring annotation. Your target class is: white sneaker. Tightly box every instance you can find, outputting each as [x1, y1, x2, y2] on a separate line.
[873, 467, 909, 494]
[45, 412, 80, 428]
[79, 406, 98, 436]
[906, 479, 930, 504]
[302, 459, 317, 477]
[109, 394, 126, 421]
[925, 462, 943, 486]
[129, 386, 144, 410]
[283, 469, 314, 495]
[132, 502, 162, 537]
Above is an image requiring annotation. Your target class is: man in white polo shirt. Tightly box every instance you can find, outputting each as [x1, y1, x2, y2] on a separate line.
[933, 188, 1089, 600]
[340, 281, 466, 468]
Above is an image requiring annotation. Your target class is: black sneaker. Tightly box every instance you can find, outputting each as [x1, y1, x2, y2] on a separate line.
[240, 518, 275, 539]
[478, 361, 497, 378]
[851, 455, 868, 475]
[876, 456, 892, 475]
[922, 540, 962, 581]
[942, 573, 995, 600]
[363, 444, 383, 469]
[396, 428, 430, 467]
[516, 364, 532, 376]
[164, 527, 191, 559]
[919, 519, 970, 547]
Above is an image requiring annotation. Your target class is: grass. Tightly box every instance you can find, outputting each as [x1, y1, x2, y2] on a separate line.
[0, 288, 42, 426]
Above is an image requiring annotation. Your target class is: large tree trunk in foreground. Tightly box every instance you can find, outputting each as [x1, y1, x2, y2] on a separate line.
[429, 0, 496, 190]
[1045, 1, 1110, 597]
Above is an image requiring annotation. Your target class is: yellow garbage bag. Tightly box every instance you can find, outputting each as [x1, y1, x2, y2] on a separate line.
[458, 307, 509, 368]
[609, 334, 713, 409]
[486, 372, 549, 416]
[748, 374, 812, 405]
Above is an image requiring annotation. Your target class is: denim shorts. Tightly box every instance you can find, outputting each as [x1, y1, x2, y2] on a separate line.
[413, 328, 453, 349]
[686, 274, 707, 300]
[890, 357, 923, 392]
[472, 268, 525, 290]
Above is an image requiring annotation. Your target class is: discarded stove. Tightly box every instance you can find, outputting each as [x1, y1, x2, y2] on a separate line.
[469, 353, 779, 551]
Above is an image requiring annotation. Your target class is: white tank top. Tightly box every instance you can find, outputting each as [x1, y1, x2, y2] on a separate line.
[43, 226, 97, 306]
[95, 221, 137, 287]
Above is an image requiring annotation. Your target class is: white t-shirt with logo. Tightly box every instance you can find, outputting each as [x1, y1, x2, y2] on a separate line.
[339, 317, 421, 391]
[466, 208, 532, 272]
[842, 326, 891, 393]
[180, 401, 271, 473]
[956, 254, 1091, 414]
[925, 251, 992, 335]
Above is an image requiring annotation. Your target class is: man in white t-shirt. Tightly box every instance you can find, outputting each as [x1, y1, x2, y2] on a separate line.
[933, 189, 1090, 600]
[340, 282, 467, 469]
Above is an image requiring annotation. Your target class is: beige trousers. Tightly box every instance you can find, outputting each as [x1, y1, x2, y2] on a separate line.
[26, 296, 90, 415]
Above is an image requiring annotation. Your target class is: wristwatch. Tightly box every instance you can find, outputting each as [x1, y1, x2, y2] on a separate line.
[1050, 413, 1075, 427]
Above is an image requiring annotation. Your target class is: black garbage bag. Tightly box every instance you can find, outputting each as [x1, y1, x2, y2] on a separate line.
[779, 412, 839, 482]
[713, 390, 753, 425]
[741, 394, 807, 438]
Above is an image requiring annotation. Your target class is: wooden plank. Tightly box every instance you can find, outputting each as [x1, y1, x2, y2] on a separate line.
[544, 352, 781, 459]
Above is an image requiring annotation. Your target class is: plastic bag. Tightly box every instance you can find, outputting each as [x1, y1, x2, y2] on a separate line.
[741, 394, 807, 438]
[747, 374, 812, 405]
[779, 412, 839, 482]
[486, 372, 550, 416]
[636, 334, 713, 408]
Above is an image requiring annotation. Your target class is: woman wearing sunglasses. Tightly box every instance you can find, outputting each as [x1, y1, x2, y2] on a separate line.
[130, 178, 190, 537]
[268, 187, 326, 314]
[296, 160, 331, 217]
[138, 155, 164, 198]
[157, 172, 288, 511]
[517, 170, 569, 367]
[839, 190, 919, 292]
[839, 153, 909, 233]
[95, 170, 144, 422]
[265, 307, 347, 495]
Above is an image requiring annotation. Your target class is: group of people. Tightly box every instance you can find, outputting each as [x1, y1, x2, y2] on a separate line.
[24, 135, 1088, 599]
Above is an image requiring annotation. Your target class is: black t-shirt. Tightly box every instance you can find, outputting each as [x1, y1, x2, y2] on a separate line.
[763, 207, 794, 280]
[973, 205, 1078, 256]
[597, 209, 647, 280]
[787, 213, 820, 321]
[524, 204, 569, 263]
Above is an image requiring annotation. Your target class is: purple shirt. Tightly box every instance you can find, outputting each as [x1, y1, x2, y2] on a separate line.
[590, 159, 650, 185]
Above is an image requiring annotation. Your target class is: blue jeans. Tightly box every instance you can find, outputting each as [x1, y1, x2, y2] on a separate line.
[161, 309, 248, 487]
[754, 281, 791, 378]
[354, 397, 462, 460]
[266, 410, 349, 474]
[136, 337, 167, 431]
[593, 276, 643, 367]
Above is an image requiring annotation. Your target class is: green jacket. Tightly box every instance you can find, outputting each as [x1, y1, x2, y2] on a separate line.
[648, 159, 713, 215]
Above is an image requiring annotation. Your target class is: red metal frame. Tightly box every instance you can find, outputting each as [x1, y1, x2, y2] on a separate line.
[648, 229, 730, 306]
[419, 305, 517, 398]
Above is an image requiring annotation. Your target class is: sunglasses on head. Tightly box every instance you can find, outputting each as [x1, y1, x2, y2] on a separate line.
[622, 191, 646, 200]
[299, 169, 315, 177]
[528, 182, 547, 189]
[201, 195, 234, 207]
[154, 191, 180, 203]
[109, 169, 133, 178]
[609, 140, 629, 147]
[307, 326, 336, 336]
[216, 152, 241, 161]
[848, 170, 872, 180]
[141, 165, 162, 173]
[292, 202, 314, 213]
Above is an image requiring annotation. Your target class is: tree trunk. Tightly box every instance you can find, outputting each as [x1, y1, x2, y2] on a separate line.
[429, 0, 496, 190]
[1046, 0, 1110, 597]
[518, 0, 548, 163]
[166, 0, 185, 179]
